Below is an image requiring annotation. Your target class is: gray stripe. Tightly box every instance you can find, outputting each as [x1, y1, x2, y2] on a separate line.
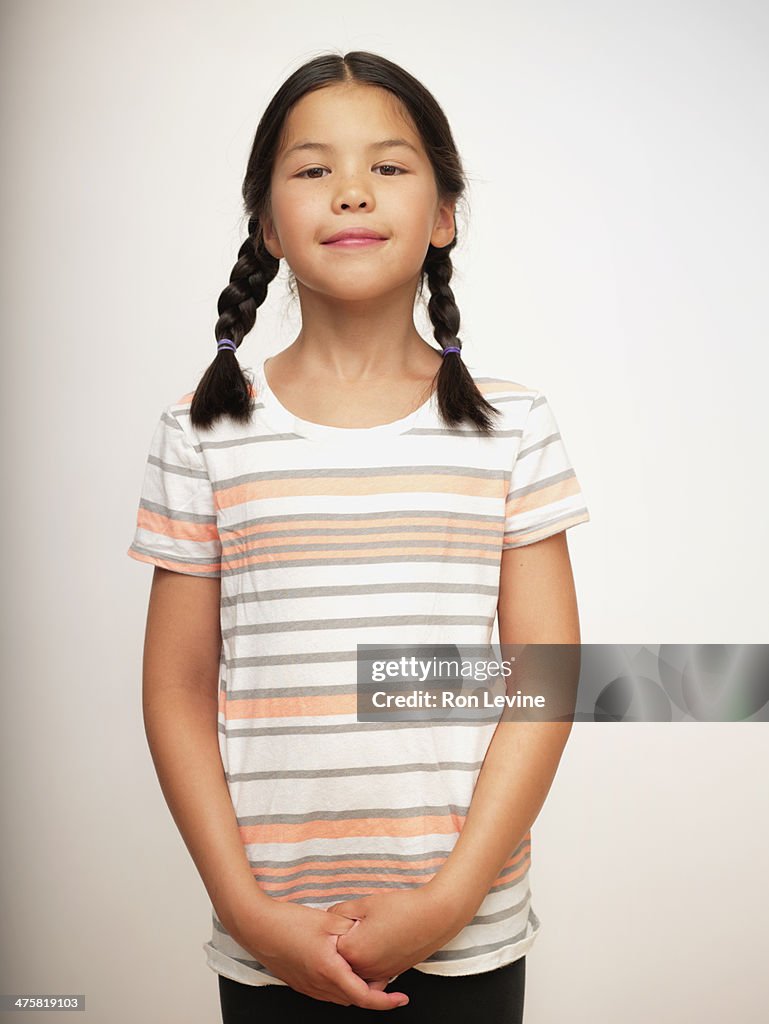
[227, 646, 493, 669]
[220, 521, 505, 544]
[471, 890, 533, 925]
[222, 537, 502, 560]
[161, 409, 185, 432]
[237, 846, 500, 869]
[227, 759, 484, 783]
[128, 541, 219, 569]
[406, 426, 521, 437]
[225, 508, 509, 528]
[225, 675, 487, 700]
[514, 431, 563, 464]
[250, 861, 469, 885]
[223, 612, 491, 639]
[147, 452, 209, 480]
[221, 580, 500, 607]
[194, 426, 307, 452]
[137, 497, 216, 524]
[219, 719, 489, 739]
[422, 922, 531, 962]
[237, 802, 472, 826]
[506, 466, 576, 501]
[213, 463, 510, 491]
[504, 505, 589, 540]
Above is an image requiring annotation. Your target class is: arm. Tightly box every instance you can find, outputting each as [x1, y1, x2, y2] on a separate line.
[142, 567, 409, 1009]
[425, 530, 581, 924]
[141, 567, 269, 937]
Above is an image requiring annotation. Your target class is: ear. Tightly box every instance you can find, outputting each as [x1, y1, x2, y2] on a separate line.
[430, 197, 456, 250]
[261, 214, 284, 260]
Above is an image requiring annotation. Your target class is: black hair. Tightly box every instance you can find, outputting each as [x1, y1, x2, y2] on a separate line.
[190, 50, 502, 435]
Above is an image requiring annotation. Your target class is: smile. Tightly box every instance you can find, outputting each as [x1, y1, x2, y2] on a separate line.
[322, 237, 388, 249]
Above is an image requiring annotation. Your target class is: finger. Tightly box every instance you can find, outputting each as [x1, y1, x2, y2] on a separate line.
[327, 905, 360, 921]
[333, 961, 408, 1010]
[326, 913, 359, 936]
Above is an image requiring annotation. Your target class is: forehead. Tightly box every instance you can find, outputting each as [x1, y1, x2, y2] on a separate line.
[279, 84, 422, 155]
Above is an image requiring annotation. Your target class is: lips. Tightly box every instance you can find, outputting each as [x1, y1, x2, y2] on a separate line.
[322, 227, 387, 243]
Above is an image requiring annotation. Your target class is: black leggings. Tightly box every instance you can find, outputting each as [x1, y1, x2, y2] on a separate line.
[218, 957, 525, 1023]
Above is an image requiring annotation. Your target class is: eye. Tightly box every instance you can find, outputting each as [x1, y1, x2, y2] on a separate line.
[295, 164, 406, 179]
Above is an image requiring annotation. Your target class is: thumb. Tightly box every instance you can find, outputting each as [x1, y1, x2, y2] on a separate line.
[326, 914, 358, 936]
[327, 900, 361, 918]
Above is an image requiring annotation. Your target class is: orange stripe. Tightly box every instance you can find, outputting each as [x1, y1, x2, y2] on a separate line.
[228, 528, 498, 555]
[223, 514, 503, 541]
[222, 542, 499, 572]
[505, 475, 582, 516]
[253, 854, 455, 878]
[240, 811, 467, 844]
[249, 841, 532, 897]
[217, 473, 505, 511]
[226, 692, 358, 720]
[135, 507, 219, 543]
[252, 842, 530, 884]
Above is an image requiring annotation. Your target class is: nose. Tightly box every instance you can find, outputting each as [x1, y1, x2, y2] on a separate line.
[334, 178, 373, 212]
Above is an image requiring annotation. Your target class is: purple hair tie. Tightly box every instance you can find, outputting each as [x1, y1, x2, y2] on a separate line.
[217, 338, 237, 353]
[442, 346, 461, 356]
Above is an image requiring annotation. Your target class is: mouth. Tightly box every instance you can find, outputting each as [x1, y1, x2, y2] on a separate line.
[321, 227, 388, 246]
[322, 236, 388, 249]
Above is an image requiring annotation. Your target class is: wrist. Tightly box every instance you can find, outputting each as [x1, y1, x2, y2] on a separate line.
[423, 875, 481, 935]
[215, 880, 276, 943]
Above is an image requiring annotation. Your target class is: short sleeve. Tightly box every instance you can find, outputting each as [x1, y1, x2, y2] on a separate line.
[502, 392, 590, 549]
[126, 406, 222, 577]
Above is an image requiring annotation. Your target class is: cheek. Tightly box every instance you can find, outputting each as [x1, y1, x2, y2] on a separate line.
[394, 197, 441, 246]
[271, 191, 318, 242]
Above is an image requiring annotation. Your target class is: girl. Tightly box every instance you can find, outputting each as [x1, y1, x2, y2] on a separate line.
[128, 51, 590, 1023]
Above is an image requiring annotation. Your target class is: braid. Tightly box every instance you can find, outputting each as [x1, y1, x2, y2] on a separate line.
[424, 242, 461, 349]
[424, 243, 502, 435]
[190, 216, 280, 430]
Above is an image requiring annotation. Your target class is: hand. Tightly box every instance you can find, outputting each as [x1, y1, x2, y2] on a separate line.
[229, 898, 410, 1009]
[327, 884, 468, 983]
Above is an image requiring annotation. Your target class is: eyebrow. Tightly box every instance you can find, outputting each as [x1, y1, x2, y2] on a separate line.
[281, 138, 421, 161]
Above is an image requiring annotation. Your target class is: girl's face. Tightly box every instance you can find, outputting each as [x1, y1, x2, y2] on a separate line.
[263, 83, 456, 302]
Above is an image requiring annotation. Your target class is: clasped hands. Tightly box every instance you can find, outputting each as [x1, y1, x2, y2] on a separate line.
[326, 884, 465, 989]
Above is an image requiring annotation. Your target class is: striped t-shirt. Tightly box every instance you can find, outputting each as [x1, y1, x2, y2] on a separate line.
[127, 354, 590, 987]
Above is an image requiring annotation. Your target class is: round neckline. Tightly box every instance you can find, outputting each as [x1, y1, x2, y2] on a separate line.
[255, 355, 438, 442]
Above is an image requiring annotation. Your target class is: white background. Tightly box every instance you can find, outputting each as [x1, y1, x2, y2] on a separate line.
[2, 1, 767, 1021]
